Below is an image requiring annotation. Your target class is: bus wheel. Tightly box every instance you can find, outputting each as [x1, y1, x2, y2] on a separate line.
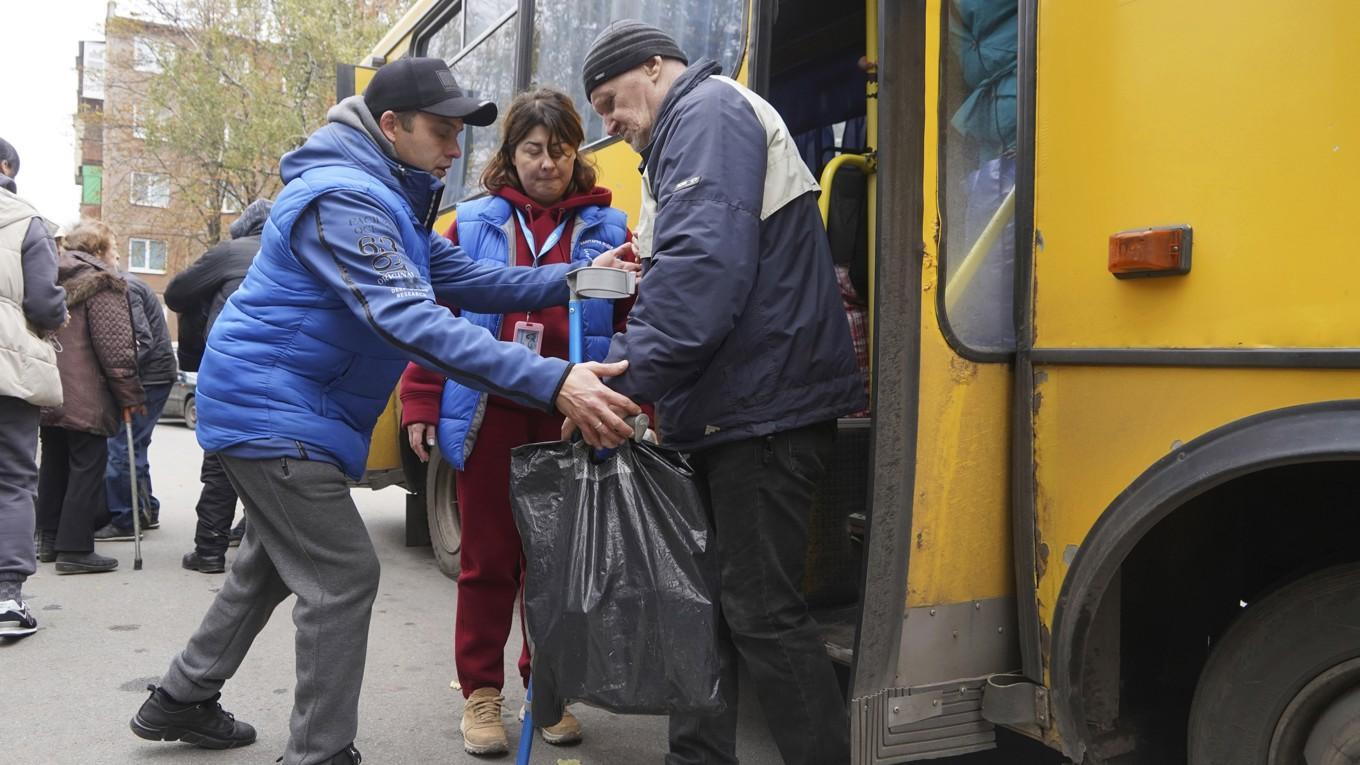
[1188, 562, 1360, 764]
[423, 445, 461, 581]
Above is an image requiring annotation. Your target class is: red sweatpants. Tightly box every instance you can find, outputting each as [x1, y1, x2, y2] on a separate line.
[454, 401, 563, 698]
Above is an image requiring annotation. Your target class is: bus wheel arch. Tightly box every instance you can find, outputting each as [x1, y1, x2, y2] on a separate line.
[1049, 400, 1360, 763]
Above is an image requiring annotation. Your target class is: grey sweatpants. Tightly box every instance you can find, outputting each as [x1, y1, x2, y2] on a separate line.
[0, 395, 40, 587]
[160, 455, 380, 765]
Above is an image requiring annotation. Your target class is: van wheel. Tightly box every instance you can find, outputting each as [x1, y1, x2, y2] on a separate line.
[1188, 562, 1360, 764]
[424, 445, 461, 580]
[183, 396, 197, 430]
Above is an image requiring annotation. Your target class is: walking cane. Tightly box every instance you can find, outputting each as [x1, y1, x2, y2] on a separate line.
[513, 265, 640, 765]
[123, 409, 143, 571]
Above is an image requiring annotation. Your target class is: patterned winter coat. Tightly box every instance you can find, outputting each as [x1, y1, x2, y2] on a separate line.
[40, 250, 144, 436]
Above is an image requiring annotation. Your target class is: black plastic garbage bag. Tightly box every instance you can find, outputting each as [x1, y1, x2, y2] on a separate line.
[510, 439, 724, 726]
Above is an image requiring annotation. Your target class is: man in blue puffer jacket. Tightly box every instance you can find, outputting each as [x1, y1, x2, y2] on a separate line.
[130, 58, 640, 765]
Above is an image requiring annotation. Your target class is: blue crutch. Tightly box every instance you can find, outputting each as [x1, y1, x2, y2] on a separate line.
[516, 265, 638, 764]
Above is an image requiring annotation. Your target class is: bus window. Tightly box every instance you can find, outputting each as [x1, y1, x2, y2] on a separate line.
[939, 0, 1018, 355]
[416, 1, 519, 209]
[466, 0, 515, 44]
[448, 13, 518, 202]
[422, 4, 463, 63]
[529, 0, 748, 146]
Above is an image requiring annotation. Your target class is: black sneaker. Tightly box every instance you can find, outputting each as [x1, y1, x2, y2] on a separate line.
[182, 551, 226, 574]
[131, 684, 257, 749]
[94, 523, 139, 541]
[55, 551, 119, 574]
[37, 530, 56, 563]
[0, 598, 38, 638]
[229, 522, 245, 548]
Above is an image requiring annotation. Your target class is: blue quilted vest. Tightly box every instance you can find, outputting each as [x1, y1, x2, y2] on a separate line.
[436, 194, 627, 469]
[196, 162, 432, 479]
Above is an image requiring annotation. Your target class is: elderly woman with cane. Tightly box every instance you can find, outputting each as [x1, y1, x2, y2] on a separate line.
[35, 218, 144, 574]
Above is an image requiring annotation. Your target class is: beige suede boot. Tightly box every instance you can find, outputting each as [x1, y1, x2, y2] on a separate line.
[518, 703, 584, 745]
[460, 688, 509, 755]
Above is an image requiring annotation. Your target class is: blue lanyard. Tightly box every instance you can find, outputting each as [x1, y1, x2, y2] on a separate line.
[514, 210, 568, 267]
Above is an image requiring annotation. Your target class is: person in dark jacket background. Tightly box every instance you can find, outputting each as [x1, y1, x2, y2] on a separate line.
[0, 138, 67, 637]
[162, 198, 270, 572]
[96, 273, 177, 540]
[583, 21, 863, 765]
[36, 218, 145, 575]
[165, 198, 270, 372]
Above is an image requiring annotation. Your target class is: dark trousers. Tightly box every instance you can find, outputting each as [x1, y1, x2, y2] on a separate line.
[105, 381, 172, 529]
[667, 421, 851, 765]
[0, 396, 40, 584]
[161, 455, 380, 765]
[36, 427, 109, 554]
[193, 451, 239, 557]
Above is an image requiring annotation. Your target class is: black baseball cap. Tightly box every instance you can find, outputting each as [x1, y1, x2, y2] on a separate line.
[364, 57, 497, 126]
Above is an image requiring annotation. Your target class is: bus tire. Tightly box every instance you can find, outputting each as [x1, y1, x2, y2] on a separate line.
[424, 445, 461, 581]
[1188, 561, 1360, 764]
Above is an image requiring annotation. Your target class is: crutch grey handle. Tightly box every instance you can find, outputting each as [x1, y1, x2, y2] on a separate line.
[624, 413, 651, 443]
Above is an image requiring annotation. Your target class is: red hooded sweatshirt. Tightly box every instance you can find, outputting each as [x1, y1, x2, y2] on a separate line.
[400, 185, 634, 424]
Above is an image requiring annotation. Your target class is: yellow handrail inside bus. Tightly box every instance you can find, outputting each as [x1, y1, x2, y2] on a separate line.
[818, 152, 877, 228]
[944, 186, 1016, 314]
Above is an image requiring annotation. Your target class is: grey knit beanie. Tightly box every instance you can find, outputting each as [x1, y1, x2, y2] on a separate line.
[229, 198, 273, 239]
[582, 20, 688, 99]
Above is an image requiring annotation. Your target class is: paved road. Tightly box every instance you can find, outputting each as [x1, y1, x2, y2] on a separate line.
[3, 423, 1064, 764]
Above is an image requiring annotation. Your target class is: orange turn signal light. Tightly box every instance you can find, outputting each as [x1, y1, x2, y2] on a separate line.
[1108, 225, 1192, 279]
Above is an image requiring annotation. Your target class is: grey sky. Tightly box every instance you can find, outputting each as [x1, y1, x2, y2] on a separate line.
[4, 1, 154, 225]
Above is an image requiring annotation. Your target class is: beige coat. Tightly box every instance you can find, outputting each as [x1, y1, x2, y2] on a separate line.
[0, 188, 61, 406]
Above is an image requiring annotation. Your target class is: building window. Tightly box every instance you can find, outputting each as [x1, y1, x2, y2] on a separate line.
[134, 37, 163, 73]
[128, 238, 168, 274]
[80, 41, 106, 101]
[81, 165, 103, 205]
[220, 183, 241, 214]
[134, 105, 168, 140]
[130, 172, 170, 207]
[133, 104, 147, 139]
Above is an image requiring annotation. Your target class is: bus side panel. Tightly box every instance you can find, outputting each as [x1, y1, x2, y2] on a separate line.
[1031, 0, 1360, 751]
[1033, 367, 1360, 653]
[894, 0, 1017, 695]
[1033, 0, 1360, 349]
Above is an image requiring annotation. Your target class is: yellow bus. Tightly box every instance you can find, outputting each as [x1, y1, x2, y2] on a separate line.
[346, 1, 1360, 762]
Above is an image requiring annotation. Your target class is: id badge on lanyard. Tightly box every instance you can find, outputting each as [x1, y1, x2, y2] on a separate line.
[512, 210, 565, 356]
[512, 320, 545, 355]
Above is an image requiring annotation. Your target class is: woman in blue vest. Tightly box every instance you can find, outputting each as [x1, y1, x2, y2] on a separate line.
[399, 88, 631, 756]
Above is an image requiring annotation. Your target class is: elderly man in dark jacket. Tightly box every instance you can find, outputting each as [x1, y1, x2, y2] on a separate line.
[163, 199, 270, 571]
[96, 274, 177, 540]
[582, 21, 864, 765]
